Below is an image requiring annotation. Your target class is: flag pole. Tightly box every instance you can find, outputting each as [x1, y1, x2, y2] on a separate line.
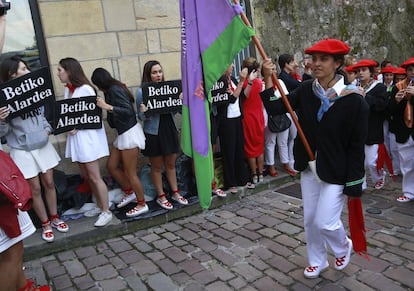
[234, 1, 315, 161]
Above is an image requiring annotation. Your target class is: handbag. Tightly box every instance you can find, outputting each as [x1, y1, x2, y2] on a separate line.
[0, 150, 33, 211]
[268, 114, 291, 133]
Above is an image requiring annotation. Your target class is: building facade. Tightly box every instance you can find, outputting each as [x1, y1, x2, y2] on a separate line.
[3, 0, 185, 173]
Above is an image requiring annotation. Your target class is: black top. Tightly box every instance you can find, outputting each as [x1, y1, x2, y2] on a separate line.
[260, 79, 369, 197]
[278, 70, 301, 92]
[105, 85, 137, 135]
[216, 76, 242, 121]
[364, 82, 388, 145]
[389, 85, 414, 143]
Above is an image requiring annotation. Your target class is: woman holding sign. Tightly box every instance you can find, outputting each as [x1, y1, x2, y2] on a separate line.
[57, 57, 112, 227]
[91, 68, 148, 217]
[136, 60, 188, 210]
[0, 56, 67, 243]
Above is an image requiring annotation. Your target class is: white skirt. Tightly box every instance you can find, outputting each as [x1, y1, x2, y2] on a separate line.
[10, 141, 61, 179]
[113, 123, 146, 150]
[65, 127, 109, 163]
[0, 210, 35, 253]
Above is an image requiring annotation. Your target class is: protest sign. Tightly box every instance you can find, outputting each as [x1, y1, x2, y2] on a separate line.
[0, 67, 54, 119]
[53, 96, 102, 135]
[211, 79, 231, 106]
[141, 80, 182, 113]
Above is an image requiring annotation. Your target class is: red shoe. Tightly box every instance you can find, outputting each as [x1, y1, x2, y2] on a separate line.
[267, 166, 278, 177]
[269, 170, 278, 177]
[284, 165, 298, 176]
[18, 279, 50, 291]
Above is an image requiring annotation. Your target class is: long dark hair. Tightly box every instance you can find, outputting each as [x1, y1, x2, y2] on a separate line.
[141, 60, 164, 83]
[58, 57, 94, 88]
[91, 67, 134, 102]
[0, 56, 29, 82]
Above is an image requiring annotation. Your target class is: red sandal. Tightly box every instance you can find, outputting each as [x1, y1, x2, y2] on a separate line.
[213, 188, 227, 197]
[41, 220, 54, 243]
[156, 193, 173, 210]
[171, 190, 188, 205]
[50, 214, 69, 233]
[126, 204, 149, 217]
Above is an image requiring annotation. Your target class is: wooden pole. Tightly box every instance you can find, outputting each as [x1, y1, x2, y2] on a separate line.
[235, 1, 315, 161]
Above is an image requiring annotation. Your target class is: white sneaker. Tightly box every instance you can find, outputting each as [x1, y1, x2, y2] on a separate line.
[334, 237, 353, 271]
[84, 207, 101, 217]
[117, 193, 137, 208]
[94, 211, 113, 227]
[304, 262, 329, 278]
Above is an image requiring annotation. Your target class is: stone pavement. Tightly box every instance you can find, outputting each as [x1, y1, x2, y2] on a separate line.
[22, 173, 414, 291]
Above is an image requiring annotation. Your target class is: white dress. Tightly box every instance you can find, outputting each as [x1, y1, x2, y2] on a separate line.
[64, 85, 109, 163]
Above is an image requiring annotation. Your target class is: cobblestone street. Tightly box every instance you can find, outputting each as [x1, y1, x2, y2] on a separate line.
[23, 174, 414, 290]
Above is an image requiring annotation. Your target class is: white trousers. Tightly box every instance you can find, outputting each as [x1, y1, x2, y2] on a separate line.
[397, 136, 414, 197]
[364, 144, 383, 185]
[389, 132, 401, 175]
[264, 113, 296, 168]
[301, 169, 349, 267]
[264, 127, 289, 165]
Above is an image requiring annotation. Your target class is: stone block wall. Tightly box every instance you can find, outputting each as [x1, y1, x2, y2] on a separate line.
[251, 0, 414, 68]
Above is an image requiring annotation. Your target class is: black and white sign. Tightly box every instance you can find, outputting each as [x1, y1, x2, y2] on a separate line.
[211, 79, 230, 106]
[53, 96, 102, 135]
[142, 80, 182, 113]
[0, 67, 54, 119]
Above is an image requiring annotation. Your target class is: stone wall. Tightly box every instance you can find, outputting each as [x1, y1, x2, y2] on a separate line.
[250, 0, 414, 67]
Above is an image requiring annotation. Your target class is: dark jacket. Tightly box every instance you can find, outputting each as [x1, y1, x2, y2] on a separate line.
[364, 82, 388, 145]
[260, 79, 369, 197]
[105, 85, 137, 135]
[388, 85, 414, 143]
[278, 70, 301, 93]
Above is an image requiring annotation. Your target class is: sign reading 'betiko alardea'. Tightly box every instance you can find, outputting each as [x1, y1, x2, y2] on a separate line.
[0, 67, 54, 119]
[141, 80, 182, 113]
[210, 79, 231, 106]
[53, 96, 102, 135]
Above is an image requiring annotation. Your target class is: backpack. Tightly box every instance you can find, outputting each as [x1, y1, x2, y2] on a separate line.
[0, 150, 33, 211]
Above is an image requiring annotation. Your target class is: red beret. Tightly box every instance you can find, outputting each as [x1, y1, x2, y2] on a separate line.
[380, 66, 396, 74]
[345, 65, 357, 73]
[305, 39, 350, 55]
[353, 59, 378, 70]
[394, 67, 407, 75]
[401, 57, 414, 68]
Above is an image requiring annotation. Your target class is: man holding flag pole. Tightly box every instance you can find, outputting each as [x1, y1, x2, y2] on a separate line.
[180, 1, 369, 279]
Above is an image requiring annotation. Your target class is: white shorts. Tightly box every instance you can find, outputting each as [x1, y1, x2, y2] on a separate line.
[10, 141, 61, 179]
[113, 123, 146, 150]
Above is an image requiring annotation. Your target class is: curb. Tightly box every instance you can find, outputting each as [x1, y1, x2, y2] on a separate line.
[23, 174, 296, 261]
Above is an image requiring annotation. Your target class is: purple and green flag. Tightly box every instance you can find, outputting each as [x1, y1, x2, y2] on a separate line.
[180, 0, 254, 209]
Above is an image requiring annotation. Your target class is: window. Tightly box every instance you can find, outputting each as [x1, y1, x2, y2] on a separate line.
[1, 0, 48, 70]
